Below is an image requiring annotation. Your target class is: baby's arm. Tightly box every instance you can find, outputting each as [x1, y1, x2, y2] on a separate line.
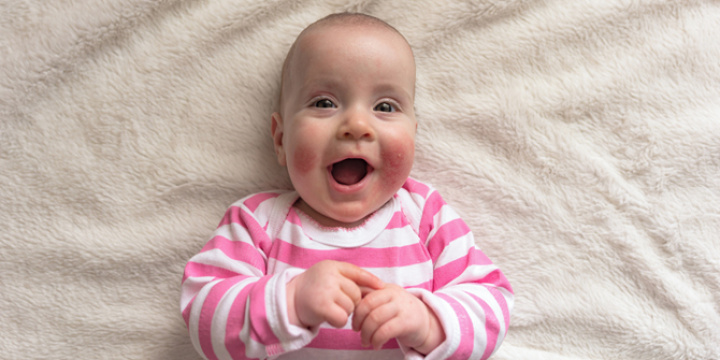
[356, 184, 513, 360]
[286, 260, 384, 329]
[415, 190, 514, 360]
[181, 194, 323, 359]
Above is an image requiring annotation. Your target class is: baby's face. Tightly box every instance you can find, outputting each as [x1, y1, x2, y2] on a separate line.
[272, 23, 417, 227]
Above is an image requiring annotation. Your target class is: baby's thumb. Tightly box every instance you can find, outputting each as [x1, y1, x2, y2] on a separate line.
[338, 263, 384, 290]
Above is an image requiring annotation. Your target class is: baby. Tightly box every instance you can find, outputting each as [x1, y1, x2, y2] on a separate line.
[181, 13, 513, 360]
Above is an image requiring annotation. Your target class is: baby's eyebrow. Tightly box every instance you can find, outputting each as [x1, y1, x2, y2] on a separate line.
[374, 84, 414, 103]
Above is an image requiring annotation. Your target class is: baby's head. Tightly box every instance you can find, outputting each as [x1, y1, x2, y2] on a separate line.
[271, 13, 417, 228]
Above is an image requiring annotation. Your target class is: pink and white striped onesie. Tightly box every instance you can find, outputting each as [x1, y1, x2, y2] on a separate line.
[181, 178, 513, 360]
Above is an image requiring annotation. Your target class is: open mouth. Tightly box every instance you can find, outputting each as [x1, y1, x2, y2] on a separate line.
[330, 158, 371, 186]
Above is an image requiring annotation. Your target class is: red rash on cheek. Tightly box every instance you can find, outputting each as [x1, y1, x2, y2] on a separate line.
[290, 144, 317, 175]
[382, 140, 415, 185]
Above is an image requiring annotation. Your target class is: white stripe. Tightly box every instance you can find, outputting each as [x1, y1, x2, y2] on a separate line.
[433, 232, 476, 268]
[266, 258, 297, 277]
[443, 263, 499, 288]
[249, 194, 278, 223]
[408, 189, 426, 208]
[181, 276, 214, 312]
[277, 215, 423, 250]
[410, 289, 462, 360]
[211, 278, 256, 360]
[370, 226, 427, 248]
[214, 222, 268, 260]
[241, 320, 265, 359]
[449, 288, 490, 359]
[213, 223, 241, 243]
[188, 279, 223, 359]
[366, 261, 434, 287]
[427, 205, 462, 243]
[190, 248, 264, 277]
[448, 284, 509, 354]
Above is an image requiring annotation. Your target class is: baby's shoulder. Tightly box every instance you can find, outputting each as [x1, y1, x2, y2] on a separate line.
[228, 189, 298, 222]
[395, 178, 443, 231]
[397, 177, 439, 208]
[230, 190, 282, 210]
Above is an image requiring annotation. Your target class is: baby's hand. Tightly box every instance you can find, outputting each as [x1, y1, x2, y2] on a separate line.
[352, 284, 445, 354]
[287, 260, 384, 328]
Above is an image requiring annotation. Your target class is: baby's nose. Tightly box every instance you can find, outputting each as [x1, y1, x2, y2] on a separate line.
[339, 110, 375, 140]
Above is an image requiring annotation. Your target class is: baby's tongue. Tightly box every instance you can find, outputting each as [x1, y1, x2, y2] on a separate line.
[331, 159, 367, 185]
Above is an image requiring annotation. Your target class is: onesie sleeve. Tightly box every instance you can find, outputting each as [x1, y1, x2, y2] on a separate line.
[180, 192, 315, 360]
[404, 181, 514, 360]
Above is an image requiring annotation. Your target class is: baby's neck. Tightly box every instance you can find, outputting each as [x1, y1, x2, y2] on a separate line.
[293, 199, 369, 229]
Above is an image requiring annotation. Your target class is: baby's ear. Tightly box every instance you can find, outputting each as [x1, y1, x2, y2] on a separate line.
[271, 112, 287, 166]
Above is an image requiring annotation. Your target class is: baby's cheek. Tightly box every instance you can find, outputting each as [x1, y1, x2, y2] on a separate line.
[382, 140, 415, 185]
[290, 143, 318, 175]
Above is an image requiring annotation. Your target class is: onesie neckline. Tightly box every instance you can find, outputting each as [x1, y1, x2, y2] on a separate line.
[285, 193, 397, 248]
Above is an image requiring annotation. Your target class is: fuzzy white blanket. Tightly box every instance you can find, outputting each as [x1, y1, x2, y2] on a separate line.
[2, 1, 719, 359]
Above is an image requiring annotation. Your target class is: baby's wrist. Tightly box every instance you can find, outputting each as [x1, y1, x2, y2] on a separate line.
[413, 305, 445, 354]
[285, 278, 304, 328]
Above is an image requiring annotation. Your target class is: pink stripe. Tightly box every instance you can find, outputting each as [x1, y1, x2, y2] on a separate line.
[287, 208, 302, 225]
[410, 279, 433, 292]
[482, 268, 513, 295]
[468, 293, 499, 360]
[225, 284, 256, 360]
[490, 289, 510, 335]
[218, 205, 242, 227]
[183, 262, 241, 283]
[248, 276, 280, 345]
[437, 293, 474, 360]
[217, 206, 271, 249]
[244, 192, 280, 213]
[386, 210, 410, 229]
[418, 191, 446, 242]
[269, 240, 430, 269]
[403, 177, 431, 198]
[308, 328, 399, 350]
[426, 218, 470, 264]
[201, 236, 265, 273]
[433, 248, 493, 289]
[198, 277, 247, 360]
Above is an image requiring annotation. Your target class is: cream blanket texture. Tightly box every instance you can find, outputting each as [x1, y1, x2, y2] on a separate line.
[2, 0, 719, 359]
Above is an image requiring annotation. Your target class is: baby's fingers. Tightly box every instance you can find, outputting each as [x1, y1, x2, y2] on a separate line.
[352, 285, 395, 331]
[324, 303, 354, 328]
[368, 317, 409, 350]
[357, 302, 398, 348]
[337, 262, 384, 291]
[325, 279, 363, 328]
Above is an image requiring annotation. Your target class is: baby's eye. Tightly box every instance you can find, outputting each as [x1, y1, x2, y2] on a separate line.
[314, 99, 336, 108]
[374, 102, 395, 113]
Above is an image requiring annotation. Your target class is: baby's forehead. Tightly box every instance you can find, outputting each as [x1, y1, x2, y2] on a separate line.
[278, 15, 414, 110]
[295, 22, 413, 62]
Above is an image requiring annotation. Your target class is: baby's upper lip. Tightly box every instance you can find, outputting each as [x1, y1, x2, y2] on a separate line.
[328, 154, 374, 169]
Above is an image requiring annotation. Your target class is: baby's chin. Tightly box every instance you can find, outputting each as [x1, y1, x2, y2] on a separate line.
[298, 199, 381, 229]
[315, 207, 375, 229]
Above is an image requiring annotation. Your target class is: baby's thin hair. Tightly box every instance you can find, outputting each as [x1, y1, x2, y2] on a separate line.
[277, 13, 410, 112]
